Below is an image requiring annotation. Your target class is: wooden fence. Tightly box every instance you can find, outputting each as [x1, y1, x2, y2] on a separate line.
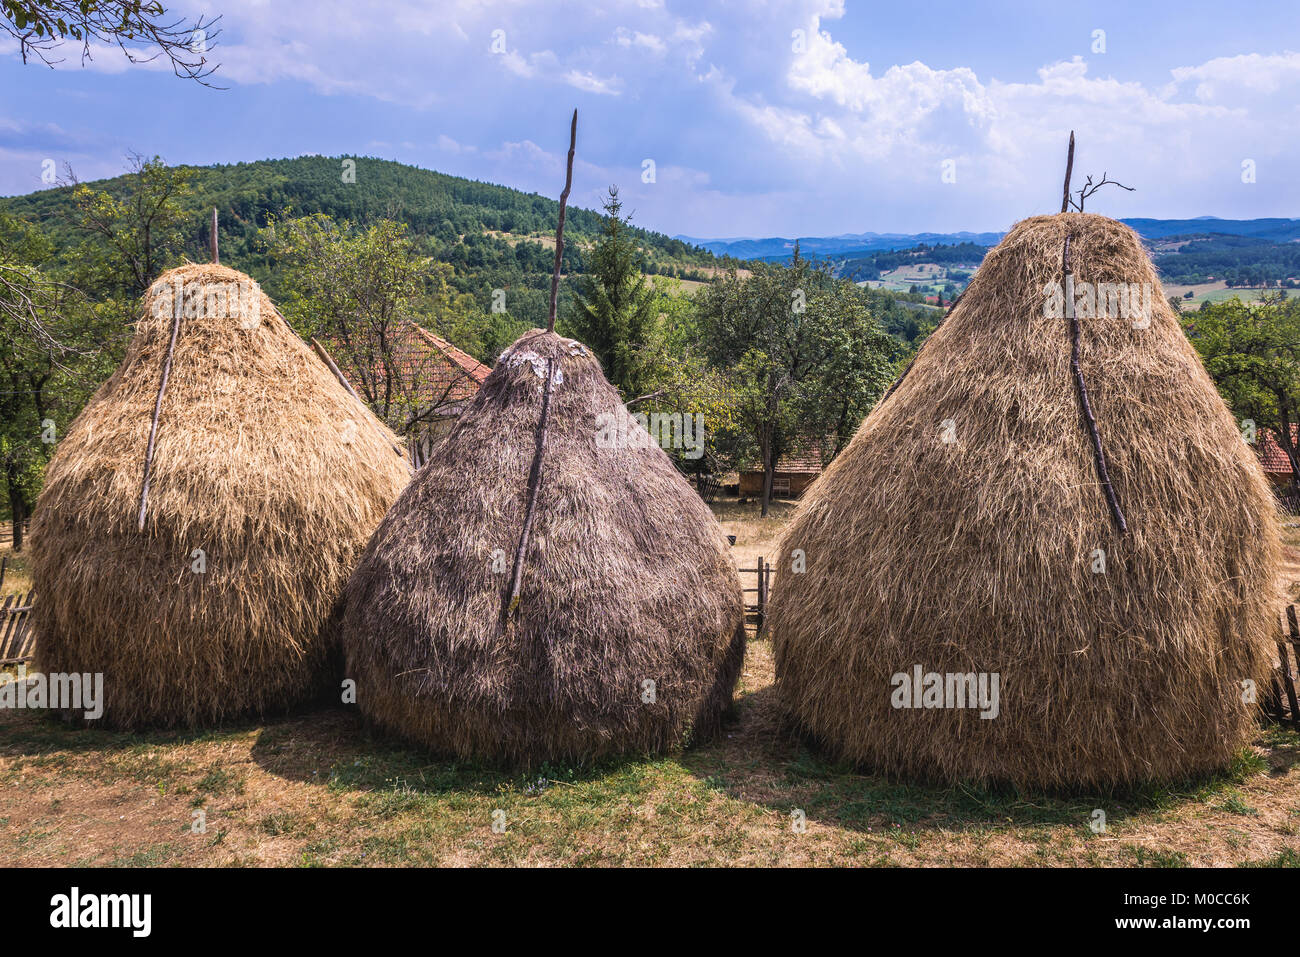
[739, 556, 773, 634]
[1266, 604, 1300, 728]
[695, 474, 721, 503]
[0, 591, 36, 666]
[0, 520, 29, 548]
[1277, 487, 1300, 515]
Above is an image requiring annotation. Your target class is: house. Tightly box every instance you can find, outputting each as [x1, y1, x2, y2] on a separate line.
[324, 320, 490, 466]
[739, 444, 826, 498]
[1259, 424, 1299, 487]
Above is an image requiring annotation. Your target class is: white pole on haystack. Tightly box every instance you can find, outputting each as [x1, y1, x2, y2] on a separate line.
[211, 206, 219, 265]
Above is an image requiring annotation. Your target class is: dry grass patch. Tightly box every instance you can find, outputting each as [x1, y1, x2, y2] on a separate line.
[2, 498, 1298, 866]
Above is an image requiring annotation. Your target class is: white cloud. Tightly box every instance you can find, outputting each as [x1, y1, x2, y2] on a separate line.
[563, 70, 622, 95]
[614, 28, 667, 54]
[1169, 51, 1300, 100]
[5, 0, 1300, 233]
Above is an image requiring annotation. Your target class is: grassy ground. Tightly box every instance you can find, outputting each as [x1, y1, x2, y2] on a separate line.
[1, 500, 1299, 866]
[1, 651, 1298, 867]
[1, 543, 32, 598]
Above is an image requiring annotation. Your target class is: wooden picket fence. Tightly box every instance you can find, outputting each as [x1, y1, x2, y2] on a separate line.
[0, 519, 29, 548]
[739, 556, 773, 634]
[1266, 604, 1300, 728]
[0, 591, 36, 666]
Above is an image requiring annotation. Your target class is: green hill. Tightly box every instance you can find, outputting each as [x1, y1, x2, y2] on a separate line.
[0, 155, 724, 336]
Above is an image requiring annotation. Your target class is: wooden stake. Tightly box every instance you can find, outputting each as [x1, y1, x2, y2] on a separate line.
[548, 109, 577, 333]
[137, 288, 183, 532]
[1277, 639, 1300, 725]
[501, 357, 556, 627]
[211, 206, 219, 265]
[312, 336, 365, 404]
[499, 110, 578, 626]
[1063, 233, 1127, 534]
[1060, 131, 1075, 213]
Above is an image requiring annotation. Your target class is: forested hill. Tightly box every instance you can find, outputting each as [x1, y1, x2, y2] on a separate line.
[0, 155, 728, 341]
[2, 155, 717, 265]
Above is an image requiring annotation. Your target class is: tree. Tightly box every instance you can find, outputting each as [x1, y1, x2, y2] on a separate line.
[0, 213, 113, 550]
[629, 277, 741, 477]
[697, 254, 802, 515]
[697, 249, 896, 516]
[2, 1, 222, 83]
[569, 186, 660, 398]
[793, 281, 901, 457]
[67, 153, 195, 300]
[264, 214, 487, 433]
[1184, 294, 1300, 487]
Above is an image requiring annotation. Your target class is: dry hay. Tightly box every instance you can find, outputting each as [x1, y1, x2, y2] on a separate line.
[341, 328, 745, 765]
[769, 213, 1284, 789]
[31, 263, 410, 728]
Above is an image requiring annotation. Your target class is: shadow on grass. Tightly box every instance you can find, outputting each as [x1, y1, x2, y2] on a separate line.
[247, 705, 675, 803]
[0, 703, 274, 758]
[681, 683, 1283, 838]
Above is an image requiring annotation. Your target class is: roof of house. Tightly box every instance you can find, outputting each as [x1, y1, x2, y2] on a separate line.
[742, 442, 826, 475]
[408, 324, 491, 386]
[1259, 423, 1298, 476]
[325, 320, 490, 416]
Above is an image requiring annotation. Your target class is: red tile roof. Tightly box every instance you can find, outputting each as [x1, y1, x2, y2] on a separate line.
[324, 320, 488, 417]
[742, 440, 827, 475]
[408, 324, 491, 386]
[1260, 424, 1299, 476]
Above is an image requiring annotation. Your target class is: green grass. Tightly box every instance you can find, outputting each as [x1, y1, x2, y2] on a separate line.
[2, 705, 1298, 867]
[1244, 847, 1300, 868]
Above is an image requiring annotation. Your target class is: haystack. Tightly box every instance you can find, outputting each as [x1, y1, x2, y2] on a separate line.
[340, 328, 746, 764]
[769, 213, 1283, 788]
[31, 263, 411, 727]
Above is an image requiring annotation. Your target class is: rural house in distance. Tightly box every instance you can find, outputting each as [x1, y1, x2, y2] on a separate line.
[326, 320, 490, 466]
[739, 443, 827, 499]
[1259, 424, 1300, 488]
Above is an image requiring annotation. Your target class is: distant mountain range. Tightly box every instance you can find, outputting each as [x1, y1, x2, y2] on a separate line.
[678, 217, 1300, 261]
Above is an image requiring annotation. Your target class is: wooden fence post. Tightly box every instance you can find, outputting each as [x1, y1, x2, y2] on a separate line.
[0, 591, 36, 664]
[1276, 638, 1299, 728]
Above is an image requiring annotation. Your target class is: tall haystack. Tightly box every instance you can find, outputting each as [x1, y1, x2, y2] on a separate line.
[341, 327, 746, 764]
[769, 213, 1283, 788]
[31, 263, 411, 728]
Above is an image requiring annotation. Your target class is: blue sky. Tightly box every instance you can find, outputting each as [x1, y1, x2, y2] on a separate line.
[3, 0, 1299, 237]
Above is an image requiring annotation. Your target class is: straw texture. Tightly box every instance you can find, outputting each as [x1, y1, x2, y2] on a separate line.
[31, 263, 410, 727]
[342, 328, 745, 765]
[770, 213, 1284, 788]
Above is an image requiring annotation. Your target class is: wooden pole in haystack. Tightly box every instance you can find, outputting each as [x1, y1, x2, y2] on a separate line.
[211, 206, 220, 265]
[137, 283, 183, 532]
[1060, 131, 1075, 214]
[1058, 131, 1127, 533]
[501, 356, 556, 625]
[312, 336, 364, 405]
[547, 109, 577, 333]
[502, 109, 577, 627]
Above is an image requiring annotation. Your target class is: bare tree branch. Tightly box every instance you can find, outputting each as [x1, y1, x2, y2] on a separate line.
[1068, 172, 1135, 212]
[1, 1, 224, 86]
